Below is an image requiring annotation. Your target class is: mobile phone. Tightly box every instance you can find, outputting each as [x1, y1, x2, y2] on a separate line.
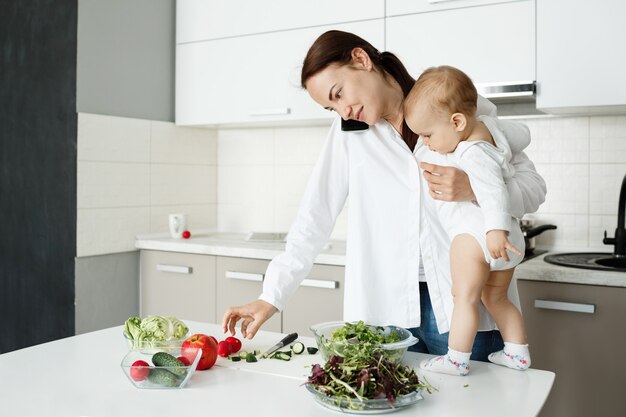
[341, 118, 369, 132]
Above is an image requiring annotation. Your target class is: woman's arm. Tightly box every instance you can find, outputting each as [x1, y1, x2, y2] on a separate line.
[222, 118, 349, 339]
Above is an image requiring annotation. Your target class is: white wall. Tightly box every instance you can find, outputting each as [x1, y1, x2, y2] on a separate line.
[77, 113, 218, 257]
[217, 115, 626, 252]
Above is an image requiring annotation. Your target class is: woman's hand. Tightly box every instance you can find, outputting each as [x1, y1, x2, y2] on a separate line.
[419, 162, 476, 202]
[221, 299, 279, 340]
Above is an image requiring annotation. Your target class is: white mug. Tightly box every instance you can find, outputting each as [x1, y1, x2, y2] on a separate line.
[168, 213, 187, 239]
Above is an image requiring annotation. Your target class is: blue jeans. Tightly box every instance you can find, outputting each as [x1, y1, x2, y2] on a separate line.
[407, 282, 504, 362]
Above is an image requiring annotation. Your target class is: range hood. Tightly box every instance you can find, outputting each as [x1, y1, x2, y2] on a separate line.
[475, 81, 536, 104]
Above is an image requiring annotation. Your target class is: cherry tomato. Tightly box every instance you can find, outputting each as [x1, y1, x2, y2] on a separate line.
[225, 336, 242, 354]
[217, 340, 232, 357]
[177, 356, 191, 366]
[130, 360, 150, 381]
[182, 230, 191, 239]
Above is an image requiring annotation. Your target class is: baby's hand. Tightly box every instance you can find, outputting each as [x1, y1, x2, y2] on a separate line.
[486, 230, 522, 262]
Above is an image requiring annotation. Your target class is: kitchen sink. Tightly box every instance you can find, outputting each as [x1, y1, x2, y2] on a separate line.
[544, 252, 626, 272]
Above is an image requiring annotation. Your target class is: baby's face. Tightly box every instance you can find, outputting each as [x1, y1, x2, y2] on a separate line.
[405, 102, 462, 154]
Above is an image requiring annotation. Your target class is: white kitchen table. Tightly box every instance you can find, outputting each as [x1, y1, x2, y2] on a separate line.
[0, 321, 554, 417]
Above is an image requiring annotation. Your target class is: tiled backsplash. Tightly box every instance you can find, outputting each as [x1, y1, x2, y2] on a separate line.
[77, 113, 217, 257]
[218, 115, 626, 252]
[77, 112, 626, 256]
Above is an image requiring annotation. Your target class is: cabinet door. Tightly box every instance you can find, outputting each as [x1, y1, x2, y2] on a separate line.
[386, 0, 519, 16]
[177, 0, 384, 43]
[215, 256, 282, 332]
[176, 19, 384, 126]
[140, 250, 216, 323]
[386, 1, 534, 85]
[536, 0, 626, 114]
[282, 264, 345, 337]
[517, 280, 626, 417]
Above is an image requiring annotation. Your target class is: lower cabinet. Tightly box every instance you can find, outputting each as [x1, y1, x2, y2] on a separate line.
[140, 250, 346, 336]
[140, 250, 216, 323]
[517, 280, 626, 417]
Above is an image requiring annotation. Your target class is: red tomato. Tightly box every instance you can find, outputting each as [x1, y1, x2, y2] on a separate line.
[217, 340, 232, 357]
[130, 360, 150, 381]
[181, 334, 218, 371]
[182, 230, 191, 239]
[225, 336, 242, 354]
[177, 356, 191, 366]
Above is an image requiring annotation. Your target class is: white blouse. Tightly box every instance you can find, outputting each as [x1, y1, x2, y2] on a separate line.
[259, 109, 546, 333]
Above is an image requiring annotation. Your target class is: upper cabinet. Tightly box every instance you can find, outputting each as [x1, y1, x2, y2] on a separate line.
[385, 1, 535, 86]
[176, 19, 384, 127]
[536, 0, 626, 115]
[176, 0, 384, 43]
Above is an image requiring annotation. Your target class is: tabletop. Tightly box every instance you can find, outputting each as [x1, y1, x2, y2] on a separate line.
[0, 321, 554, 417]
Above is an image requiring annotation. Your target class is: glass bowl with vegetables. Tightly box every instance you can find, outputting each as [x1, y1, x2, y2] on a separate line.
[120, 345, 202, 389]
[123, 315, 190, 353]
[310, 321, 418, 364]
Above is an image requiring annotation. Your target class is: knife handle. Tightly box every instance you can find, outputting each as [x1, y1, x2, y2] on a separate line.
[279, 332, 298, 347]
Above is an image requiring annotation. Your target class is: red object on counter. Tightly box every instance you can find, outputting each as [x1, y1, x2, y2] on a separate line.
[182, 230, 191, 239]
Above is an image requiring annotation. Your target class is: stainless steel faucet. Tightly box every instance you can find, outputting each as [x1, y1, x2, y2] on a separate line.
[603, 172, 626, 258]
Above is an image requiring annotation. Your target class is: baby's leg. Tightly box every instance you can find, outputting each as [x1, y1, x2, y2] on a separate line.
[420, 234, 488, 376]
[482, 269, 531, 370]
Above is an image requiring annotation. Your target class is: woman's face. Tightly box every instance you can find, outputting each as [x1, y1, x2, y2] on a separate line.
[305, 51, 391, 126]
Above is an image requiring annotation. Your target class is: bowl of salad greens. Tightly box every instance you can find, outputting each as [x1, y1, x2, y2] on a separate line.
[310, 321, 418, 364]
[123, 315, 190, 353]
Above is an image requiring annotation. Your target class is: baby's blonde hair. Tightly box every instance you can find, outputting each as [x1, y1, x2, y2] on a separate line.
[405, 65, 477, 117]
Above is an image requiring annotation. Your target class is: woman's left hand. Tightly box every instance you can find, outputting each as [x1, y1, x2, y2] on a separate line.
[419, 162, 476, 202]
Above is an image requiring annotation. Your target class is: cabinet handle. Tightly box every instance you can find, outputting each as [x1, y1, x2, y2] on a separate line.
[249, 107, 291, 117]
[534, 299, 595, 314]
[226, 271, 264, 282]
[301, 279, 338, 289]
[157, 264, 193, 274]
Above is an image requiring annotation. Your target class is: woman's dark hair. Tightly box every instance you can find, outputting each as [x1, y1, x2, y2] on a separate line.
[301, 30, 418, 150]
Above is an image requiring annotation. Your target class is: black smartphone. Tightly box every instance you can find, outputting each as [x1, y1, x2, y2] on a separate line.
[341, 118, 369, 132]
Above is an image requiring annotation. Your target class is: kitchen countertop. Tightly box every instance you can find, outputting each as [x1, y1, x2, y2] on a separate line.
[135, 231, 347, 266]
[136, 232, 626, 287]
[0, 321, 554, 417]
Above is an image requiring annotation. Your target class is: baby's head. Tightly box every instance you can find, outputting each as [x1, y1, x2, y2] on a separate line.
[404, 65, 477, 153]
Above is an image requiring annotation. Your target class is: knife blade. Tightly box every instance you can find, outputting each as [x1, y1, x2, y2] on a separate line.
[260, 332, 298, 359]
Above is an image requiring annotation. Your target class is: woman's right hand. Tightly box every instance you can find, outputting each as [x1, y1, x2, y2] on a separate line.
[221, 299, 279, 340]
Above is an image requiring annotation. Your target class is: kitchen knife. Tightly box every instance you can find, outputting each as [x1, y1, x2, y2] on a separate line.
[260, 332, 298, 359]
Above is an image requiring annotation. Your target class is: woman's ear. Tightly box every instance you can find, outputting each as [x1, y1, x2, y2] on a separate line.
[351, 48, 372, 70]
[450, 113, 468, 132]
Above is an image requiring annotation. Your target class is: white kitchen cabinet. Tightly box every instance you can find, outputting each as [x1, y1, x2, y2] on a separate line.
[386, 0, 522, 16]
[536, 0, 626, 115]
[517, 279, 626, 417]
[215, 256, 283, 332]
[176, 19, 384, 127]
[176, 0, 384, 44]
[386, 1, 534, 85]
[282, 263, 345, 336]
[140, 250, 216, 323]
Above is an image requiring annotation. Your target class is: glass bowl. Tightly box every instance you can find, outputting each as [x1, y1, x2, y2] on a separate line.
[305, 383, 423, 414]
[120, 346, 202, 389]
[309, 321, 417, 364]
[123, 331, 190, 354]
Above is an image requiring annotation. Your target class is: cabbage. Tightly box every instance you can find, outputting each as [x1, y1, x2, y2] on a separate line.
[124, 315, 189, 348]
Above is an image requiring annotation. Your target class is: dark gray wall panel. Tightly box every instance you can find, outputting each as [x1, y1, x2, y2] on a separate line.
[0, 0, 77, 353]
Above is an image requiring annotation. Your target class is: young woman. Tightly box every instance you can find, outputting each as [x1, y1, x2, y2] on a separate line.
[221, 30, 546, 361]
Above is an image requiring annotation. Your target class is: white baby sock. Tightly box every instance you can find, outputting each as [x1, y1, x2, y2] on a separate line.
[488, 342, 531, 370]
[419, 347, 471, 376]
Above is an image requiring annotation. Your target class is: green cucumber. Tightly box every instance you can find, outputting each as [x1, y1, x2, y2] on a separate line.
[291, 342, 305, 354]
[147, 368, 179, 387]
[245, 354, 258, 362]
[307, 347, 319, 354]
[152, 352, 186, 377]
[272, 351, 291, 361]
[230, 356, 241, 362]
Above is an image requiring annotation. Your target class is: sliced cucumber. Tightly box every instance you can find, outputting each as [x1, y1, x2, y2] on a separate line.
[245, 354, 258, 363]
[272, 351, 291, 361]
[230, 356, 241, 362]
[307, 347, 319, 354]
[291, 342, 305, 354]
[239, 351, 249, 359]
